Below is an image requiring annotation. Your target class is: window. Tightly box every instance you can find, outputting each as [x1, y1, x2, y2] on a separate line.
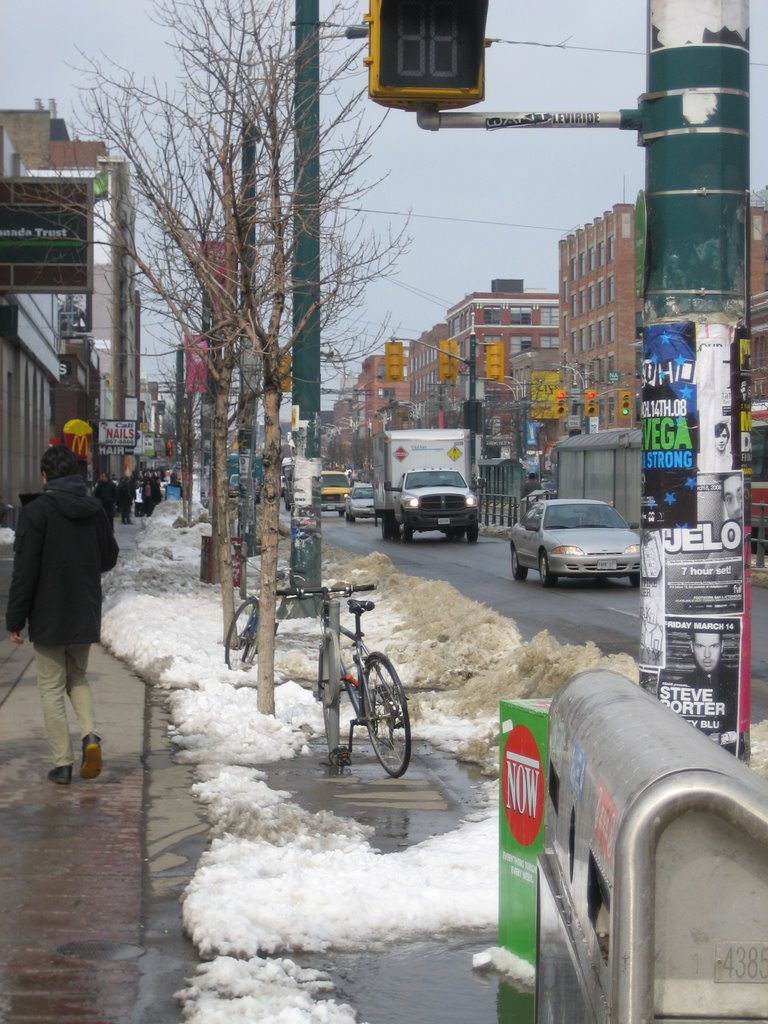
[579, 252, 585, 275]
[608, 315, 616, 342]
[588, 323, 595, 349]
[571, 293, 577, 317]
[588, 285, 595, 310]
[597, 240, 605, 266]
[483, 306, 501, 325]
[579, 327, 585, 352]
[598, 319, 605, 346]
[509, 307, 532, 325]
[607, 275, 615, 302]
[571, 330, 577, 356]
[598, 279, 604, 306]
[509, 335, 532, 354]
[539, 335, 559, 349]
[540, 306, 560, 326]
[607, 234, 615, 261]
[608, 355, 615, 376]
[579, 290, 585, 314]
[570, 256, 576, 280]
[588, 246, 595, 271]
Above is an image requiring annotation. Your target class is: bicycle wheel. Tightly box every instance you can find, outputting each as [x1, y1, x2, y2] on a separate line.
[317, 630, 342, 758]
[363, 652, 411, 777]
[225, 598, 260, 670]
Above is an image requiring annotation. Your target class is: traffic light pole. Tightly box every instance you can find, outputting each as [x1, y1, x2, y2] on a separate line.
[290, 0, 322, 592]
[398, 0, 752, 756]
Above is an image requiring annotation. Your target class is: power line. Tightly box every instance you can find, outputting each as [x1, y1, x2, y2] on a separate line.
[489, 36, 768, 66]
[345, 206, 568, 232]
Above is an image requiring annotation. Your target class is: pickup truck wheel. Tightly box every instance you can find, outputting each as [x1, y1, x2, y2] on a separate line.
[381, 516, 389, 540]
[402, 525, 413, 543]
[466, 524, 479, 543]
[510, 543, 528, 581]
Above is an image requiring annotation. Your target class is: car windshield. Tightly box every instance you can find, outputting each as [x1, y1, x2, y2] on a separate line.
[544, 503, 628, 530]
[322, 474, 349, 487]
[352, 485, 373, 497]
[404, 471, 466, 489]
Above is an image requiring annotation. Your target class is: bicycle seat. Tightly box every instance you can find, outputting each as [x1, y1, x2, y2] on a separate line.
[348, 599, 375, 614]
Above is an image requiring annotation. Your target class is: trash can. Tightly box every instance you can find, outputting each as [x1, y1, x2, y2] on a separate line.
[537, 669, 768, 1023]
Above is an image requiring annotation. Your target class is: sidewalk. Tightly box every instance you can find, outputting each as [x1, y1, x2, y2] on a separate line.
[0, 522, 204, 1024]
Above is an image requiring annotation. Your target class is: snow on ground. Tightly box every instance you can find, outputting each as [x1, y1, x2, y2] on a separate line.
[72, 502, 767, 1021]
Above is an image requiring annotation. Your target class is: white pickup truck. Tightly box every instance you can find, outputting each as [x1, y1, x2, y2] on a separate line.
[373, 429, 479, 542]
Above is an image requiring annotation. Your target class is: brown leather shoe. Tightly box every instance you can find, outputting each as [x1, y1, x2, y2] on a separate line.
[80, 733, 102, 779]
[48, 765, 73, 785]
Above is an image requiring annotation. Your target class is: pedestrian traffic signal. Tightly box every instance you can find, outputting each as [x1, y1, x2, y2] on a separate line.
[165, 439, 174, 459]
[555, 389, 567, 416]
[365, 0, 489, 111]
[438, 338, 459, 381]
[619, 389, 632, 417]
[485, 341, 504, 382]
[585, 389, 598, 417]
[384, 339, 405, 382]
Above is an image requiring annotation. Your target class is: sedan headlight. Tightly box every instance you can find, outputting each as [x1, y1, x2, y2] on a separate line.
[624, 542, 640, 554]
[552, 544, 586, 556]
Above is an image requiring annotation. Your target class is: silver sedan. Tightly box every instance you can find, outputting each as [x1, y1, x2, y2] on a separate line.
[510, 498, 641, 587]
[344, 483, 375, 522]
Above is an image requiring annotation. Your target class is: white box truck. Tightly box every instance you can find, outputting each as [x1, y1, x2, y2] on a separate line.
[373, 429, 479, 542]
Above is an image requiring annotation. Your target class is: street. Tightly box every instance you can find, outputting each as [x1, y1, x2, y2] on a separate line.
[319, 515, 768, 725]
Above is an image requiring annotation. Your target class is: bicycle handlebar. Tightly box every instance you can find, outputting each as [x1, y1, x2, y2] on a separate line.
[275, 581, 376, 599]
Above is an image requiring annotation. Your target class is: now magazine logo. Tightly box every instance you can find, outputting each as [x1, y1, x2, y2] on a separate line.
[502, 725, 544, 846]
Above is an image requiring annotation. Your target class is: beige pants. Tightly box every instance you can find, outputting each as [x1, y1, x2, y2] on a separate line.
[33, 644, 96, 767]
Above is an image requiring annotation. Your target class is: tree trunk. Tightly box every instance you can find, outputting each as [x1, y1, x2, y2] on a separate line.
[256, 384, 283, 715]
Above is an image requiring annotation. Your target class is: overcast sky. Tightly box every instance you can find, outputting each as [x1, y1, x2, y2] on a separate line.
[6, 1, 767, 380]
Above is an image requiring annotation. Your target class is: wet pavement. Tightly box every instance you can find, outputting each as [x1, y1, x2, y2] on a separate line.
[0, 521, 529, 1024]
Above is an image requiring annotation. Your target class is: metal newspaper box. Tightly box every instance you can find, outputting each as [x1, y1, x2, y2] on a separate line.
[537, 669, 768, 1024]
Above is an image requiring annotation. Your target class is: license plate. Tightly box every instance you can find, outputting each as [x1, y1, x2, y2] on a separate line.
[715, 941, 768, 983]
[596, 559, 617, 570]
[438, 517, 450, 525]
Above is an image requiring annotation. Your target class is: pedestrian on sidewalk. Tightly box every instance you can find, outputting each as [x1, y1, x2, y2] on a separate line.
[5, 444, 119, 785]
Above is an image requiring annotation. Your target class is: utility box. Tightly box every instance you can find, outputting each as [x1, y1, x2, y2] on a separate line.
[498, 698, 550, 968]
[537, 669, 768, 1024]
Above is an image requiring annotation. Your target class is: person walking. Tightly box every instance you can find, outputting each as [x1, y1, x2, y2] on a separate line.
[93, 472, 117, 532]
[116, 475, 133, 524]
[5, 444, 119, 785]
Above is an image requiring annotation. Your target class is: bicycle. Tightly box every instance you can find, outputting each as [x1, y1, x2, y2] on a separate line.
[225, 596, 262, 670]
[276, 581, 411, 778]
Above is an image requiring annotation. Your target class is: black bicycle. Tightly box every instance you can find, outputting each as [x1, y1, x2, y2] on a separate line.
[225, 596, 262, 670]
[277, 582, 411, 778]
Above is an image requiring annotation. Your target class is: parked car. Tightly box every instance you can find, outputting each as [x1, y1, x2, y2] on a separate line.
[509, 498, 641, 587]
[344, 483, 375, 522]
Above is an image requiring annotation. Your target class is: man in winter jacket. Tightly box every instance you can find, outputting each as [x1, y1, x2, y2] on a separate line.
[5, 445, 119, 785]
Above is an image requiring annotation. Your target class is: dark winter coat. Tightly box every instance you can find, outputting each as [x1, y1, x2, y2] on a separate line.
[5, 475, 119, 646]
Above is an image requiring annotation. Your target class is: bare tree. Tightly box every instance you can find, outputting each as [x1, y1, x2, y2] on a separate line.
[79, 0, 405, 713]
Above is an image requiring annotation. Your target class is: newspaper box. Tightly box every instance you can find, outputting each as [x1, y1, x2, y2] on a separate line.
[537, 669, 768, 1023]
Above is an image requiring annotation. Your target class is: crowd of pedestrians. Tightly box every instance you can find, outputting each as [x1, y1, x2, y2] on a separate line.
[93, 469, 178, 526]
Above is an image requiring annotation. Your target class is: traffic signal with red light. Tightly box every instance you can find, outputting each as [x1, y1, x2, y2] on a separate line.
[365, 0, 489, 111]
[555, 389, 567, 416]
[485, 341, 504, 382]
[165, 439, 174, 459]
[585, 389, 598, 416]
[619, 389, 632, 417]
[385, 339, 405, 382]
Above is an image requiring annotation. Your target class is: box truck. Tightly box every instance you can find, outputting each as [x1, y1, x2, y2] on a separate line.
[373, 429, 479, 542]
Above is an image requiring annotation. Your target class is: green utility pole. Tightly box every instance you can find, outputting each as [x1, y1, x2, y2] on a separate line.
[290, 0, 322, 590]
[637, 0, 750, 757]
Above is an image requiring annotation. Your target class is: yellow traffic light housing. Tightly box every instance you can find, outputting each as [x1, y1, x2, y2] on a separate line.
[279, 353, 292, 393]
[365, 0, 489, 111]
[585, 389, 598, 417]
[555, 389, 567, 416]
[485, 340, 504, 382]
[438, 338, 458, 381]
[619, 389, 632, 417]
[385, 339, 405, 382]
